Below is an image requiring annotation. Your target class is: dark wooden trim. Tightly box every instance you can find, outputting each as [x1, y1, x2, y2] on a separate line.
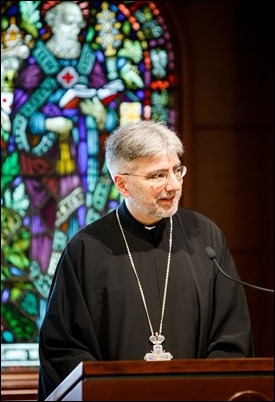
[45, 358, 274, 401]
[1, 367, 39, 401]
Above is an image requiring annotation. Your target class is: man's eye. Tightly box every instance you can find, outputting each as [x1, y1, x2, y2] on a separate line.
[152, 172, 167, 180]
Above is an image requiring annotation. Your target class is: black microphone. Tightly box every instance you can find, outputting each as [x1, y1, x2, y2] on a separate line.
[205, 246, 274, 294]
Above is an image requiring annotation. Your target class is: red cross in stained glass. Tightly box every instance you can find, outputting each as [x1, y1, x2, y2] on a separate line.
[61, 71, 74, 85]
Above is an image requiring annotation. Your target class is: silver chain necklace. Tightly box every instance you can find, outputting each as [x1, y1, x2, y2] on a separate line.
[116, 207, 173, 361]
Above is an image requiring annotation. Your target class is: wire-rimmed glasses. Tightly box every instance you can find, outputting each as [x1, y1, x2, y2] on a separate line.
[120, 165, 187, 188]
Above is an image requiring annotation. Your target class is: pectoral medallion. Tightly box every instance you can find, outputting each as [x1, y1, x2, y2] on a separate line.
[144, 333, 173, 361]
[116, 210, 174, 364]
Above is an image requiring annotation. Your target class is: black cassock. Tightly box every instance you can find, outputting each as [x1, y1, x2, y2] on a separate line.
[38, 200, 254, 400]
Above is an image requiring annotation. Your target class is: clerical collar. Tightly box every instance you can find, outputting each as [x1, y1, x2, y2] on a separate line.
[144, 225, 156, 230]
[117, 201, 168, 244]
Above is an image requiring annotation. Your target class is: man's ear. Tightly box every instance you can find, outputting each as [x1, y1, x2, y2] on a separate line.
[113, 174, 130, 198]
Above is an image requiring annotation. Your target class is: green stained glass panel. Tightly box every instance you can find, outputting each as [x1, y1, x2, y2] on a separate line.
[1, 0, 178, 366]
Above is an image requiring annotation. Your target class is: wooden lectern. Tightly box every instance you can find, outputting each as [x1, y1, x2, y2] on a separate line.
[45, 358, 274, 401]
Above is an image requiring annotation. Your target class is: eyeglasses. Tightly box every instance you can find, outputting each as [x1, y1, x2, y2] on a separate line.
[120, 165, 187, 188]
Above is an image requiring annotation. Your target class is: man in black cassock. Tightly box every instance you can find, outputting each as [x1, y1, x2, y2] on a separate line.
[38, 121, 254, 400]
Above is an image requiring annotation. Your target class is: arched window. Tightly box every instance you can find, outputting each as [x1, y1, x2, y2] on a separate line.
[1, 1, 178, 366]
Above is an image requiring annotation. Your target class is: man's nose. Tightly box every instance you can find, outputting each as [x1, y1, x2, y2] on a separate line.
[165, 172, 182, 191]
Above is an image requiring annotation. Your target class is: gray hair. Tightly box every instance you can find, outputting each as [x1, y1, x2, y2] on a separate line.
[105, 120, 184, 177]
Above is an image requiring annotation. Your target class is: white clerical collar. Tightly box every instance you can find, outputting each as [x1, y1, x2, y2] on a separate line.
[144, 225, 156, 230]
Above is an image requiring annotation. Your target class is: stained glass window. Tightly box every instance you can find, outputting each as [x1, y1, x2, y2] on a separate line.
[1, 0, 178, 366]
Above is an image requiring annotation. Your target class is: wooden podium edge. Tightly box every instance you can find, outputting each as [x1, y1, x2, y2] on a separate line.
[45, 357, 274, 401]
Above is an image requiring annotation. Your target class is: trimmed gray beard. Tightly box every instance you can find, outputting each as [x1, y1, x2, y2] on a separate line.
[130, 189, 182, 220]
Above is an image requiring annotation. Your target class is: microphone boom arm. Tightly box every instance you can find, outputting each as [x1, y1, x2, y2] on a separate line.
[205, 247, 274, 294]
